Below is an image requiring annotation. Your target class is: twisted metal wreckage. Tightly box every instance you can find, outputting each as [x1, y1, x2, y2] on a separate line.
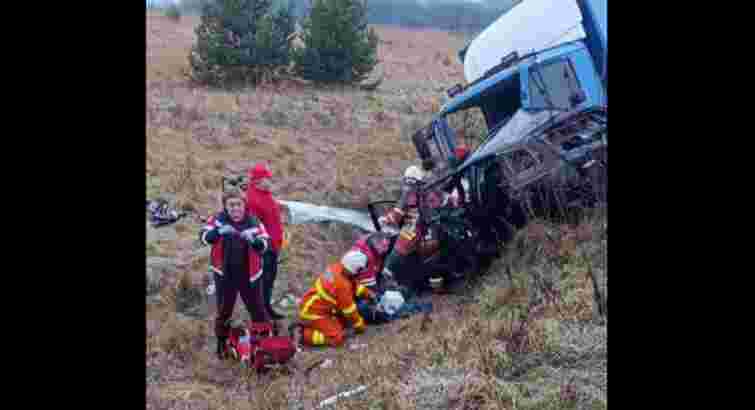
[367, 0, 606, 301]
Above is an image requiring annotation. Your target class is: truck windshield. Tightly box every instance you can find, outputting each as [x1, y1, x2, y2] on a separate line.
[434, 72, 522, 170]
[528, 58, 582, 111]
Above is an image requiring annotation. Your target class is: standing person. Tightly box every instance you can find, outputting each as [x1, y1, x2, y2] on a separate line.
[245, 163, 286, 320]
[199, 191, 272, 360]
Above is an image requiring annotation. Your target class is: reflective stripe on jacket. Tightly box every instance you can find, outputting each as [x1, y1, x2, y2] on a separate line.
[298, 263, 366, 329]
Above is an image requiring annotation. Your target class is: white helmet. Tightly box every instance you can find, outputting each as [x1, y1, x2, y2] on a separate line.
[403, 165, 425, 182]
[341, 250, 368, 276]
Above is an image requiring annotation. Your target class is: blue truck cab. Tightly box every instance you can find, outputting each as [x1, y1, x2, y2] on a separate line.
[411, 0, 607, 224]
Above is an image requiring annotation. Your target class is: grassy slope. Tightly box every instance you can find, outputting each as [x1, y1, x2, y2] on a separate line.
[146, 11, 607, 410]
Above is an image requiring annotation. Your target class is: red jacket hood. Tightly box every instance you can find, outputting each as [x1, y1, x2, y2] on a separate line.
[246, 186, 283, 252]
[249, 163, 273, 184]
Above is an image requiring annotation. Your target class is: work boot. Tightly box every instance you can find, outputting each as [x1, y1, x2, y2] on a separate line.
[429, 276, 447, 295]
[216, 336, 228, 360]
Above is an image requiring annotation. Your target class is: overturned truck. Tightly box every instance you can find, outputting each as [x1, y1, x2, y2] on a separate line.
[369, 0, 608, 286]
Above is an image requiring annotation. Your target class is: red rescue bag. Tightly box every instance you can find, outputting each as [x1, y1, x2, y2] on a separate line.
[227, 321, 296, 372]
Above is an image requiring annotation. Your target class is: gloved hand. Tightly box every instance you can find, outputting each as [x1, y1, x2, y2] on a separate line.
[378, 215, 391, 226]
[239, 228, 254, 242]
[241, 229, 266, 252]
[240, 228, 258, 242]
[217, 224, 237, 237]
[250, 238, 266, 253]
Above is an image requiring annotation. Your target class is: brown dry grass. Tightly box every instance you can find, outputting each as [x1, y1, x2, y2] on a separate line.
[146, 217, 606, 410]
[146, 12, 606, 410]
[146, 12, 198, 82]
[147, 12, 467, 86]
[333, 126, 415, 201]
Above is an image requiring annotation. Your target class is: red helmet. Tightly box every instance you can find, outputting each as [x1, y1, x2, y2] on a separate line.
[455, 145, 470, 161]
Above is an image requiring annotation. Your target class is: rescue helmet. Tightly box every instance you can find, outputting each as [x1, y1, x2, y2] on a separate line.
[341, 250, 368, 276]
[403, 165, 425, 184]
[454, 145, 470, 161]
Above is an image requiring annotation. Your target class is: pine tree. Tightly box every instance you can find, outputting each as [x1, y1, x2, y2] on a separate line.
[293, 0, 378, 83]
[188, 0, 295, 87]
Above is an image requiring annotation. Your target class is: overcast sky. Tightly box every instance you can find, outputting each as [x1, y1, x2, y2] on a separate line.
[151, 0, 487, 5]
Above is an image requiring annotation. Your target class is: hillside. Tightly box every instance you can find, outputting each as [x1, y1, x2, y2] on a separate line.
[146, 10, 607, 410]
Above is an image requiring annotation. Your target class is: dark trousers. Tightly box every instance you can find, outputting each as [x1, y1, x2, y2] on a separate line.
[263, 250, 278, 313]
[214, 272, 270, 338]
[383, 250, 424, 296]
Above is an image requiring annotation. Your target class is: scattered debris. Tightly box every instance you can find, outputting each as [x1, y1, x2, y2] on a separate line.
[147, 198, 187, 228]
[317, 385, 368, 409]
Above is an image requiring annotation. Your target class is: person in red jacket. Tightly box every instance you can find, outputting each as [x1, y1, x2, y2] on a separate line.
[245, 163, 286, 320]
[199, 191, 271, 360]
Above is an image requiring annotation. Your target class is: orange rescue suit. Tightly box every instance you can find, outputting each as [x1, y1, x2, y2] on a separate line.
[298, 263, 374, 347]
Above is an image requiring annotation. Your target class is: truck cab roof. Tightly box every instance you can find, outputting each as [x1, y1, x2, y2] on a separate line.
[440, 41, 588, 119]
[462, 0, 587, 84]
[460, 0, 606, 85]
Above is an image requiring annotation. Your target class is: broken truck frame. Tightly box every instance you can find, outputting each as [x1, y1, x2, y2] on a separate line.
[367, 0, 608, 283]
